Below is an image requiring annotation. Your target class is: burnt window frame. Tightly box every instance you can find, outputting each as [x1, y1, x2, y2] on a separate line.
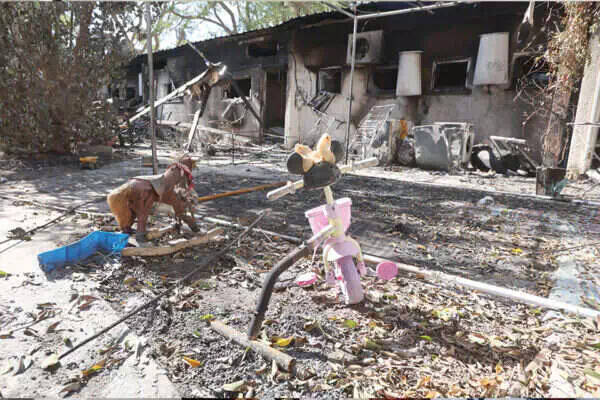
[247, 40, 279, 58]
[223, 76, 252, 99]
[430, 57, 473, 94]
[317, 67, 342, 95]
[368, 65, 399, 98]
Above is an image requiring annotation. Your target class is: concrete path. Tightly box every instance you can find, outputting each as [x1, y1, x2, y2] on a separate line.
[0, 199, 179, 397]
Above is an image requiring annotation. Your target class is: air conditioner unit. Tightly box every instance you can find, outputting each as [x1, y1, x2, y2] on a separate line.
[413, 122, 474, 171]
[347, 30, 383, 65]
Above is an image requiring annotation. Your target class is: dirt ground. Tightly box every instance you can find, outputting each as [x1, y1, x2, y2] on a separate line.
[1, 145, 599, 398]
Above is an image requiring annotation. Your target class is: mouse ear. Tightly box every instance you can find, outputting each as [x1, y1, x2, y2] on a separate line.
[287, 152, 305, 175]
[303, 161, 341, 190]
[330, 140, 344, 164]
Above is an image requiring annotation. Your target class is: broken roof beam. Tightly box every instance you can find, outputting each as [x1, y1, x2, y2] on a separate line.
[129, 66, 220, 123]
[155, 120, 253, 143]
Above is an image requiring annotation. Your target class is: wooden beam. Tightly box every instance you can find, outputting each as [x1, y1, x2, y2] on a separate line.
[129, 68, 214, 123]
[210, 319, 296, 372]
[195, 182, 286, 204]
[155, 120, 253, 143]
[185, 109, 202, 152]
[122, 228, 223, 257]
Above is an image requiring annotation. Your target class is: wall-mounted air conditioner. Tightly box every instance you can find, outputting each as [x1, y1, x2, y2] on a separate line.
[473, 32, 510, 86]
[347, 30, 383, 65]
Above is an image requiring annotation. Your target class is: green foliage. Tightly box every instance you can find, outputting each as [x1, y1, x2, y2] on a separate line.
[0, 2, 139, 154]
[166, 1, 336, 41]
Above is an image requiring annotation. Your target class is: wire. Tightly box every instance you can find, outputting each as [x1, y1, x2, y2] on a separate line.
[58, 208, 270, 361]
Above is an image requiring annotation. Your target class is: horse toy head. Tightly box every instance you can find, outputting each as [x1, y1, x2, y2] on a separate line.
[169, 154, 196, 191]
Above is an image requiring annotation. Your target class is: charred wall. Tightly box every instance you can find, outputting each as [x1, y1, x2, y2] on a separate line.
[285, 2, 551, 162]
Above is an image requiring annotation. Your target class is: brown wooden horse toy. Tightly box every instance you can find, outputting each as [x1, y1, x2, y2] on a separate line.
[107, 155, 199, 243]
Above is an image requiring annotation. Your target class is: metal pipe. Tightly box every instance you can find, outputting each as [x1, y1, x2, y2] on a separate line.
[323, 1, 355, 18]
[355, 1, 462, 20]
[60, 209, 271, 361]
[583, 57, 600, 170]
[344, 6, 357, 164]
[146, 3, 158, 174]
[247, 245, 311, 339]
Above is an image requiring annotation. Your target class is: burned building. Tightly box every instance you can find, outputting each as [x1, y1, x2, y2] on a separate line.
[120, 2, 553, 163]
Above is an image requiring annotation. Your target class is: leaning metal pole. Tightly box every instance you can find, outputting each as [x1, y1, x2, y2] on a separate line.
[344, 5, 358, 164]
[146, 3, 158, 174]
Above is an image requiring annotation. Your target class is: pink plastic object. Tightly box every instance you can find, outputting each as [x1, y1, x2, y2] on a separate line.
[376, 261, 398, 281]
[305, 198, 352, 236]
[296, 272, 318, 287]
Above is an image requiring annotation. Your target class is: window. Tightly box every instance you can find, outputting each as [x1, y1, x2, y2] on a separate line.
[248, 41, 278, 57]
[125, 87, 136, 100]
[431, 58, 471, 92]
[318, 68, 342, 94]
[225, 78, 251, 98]
[373, 67, 398, 92]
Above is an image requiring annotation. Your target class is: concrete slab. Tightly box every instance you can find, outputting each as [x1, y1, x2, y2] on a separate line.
[0, 200, 179, 398]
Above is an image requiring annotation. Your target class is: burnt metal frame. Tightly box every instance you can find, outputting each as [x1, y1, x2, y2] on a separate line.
[322, 1, 467, 163]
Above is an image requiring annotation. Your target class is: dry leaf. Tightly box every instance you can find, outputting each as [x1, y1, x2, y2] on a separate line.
[425, 390, 440, 398]
[47, 321, 61, 334]
[222, 380, 247, 392]
[41, 354, 59, 369]
[416, 375, 431, 389]
[82, 359, 106, 377]
[59, 382, 81, 396]
[255, 364, 268, 375]
[78, 301, 94, 311]
[343, 319, 358, 329]
[495, 361, 503, 374]
[183, 356, 203, 368]
[273, 336, 293, 347]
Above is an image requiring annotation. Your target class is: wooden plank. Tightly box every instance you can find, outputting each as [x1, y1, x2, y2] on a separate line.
[155, 120, 253, 143]
[129, 68, 213, 123]
[195, 182, 286, 203]
[121, 228, 223, 257]
[210, 319, 296, 372]
[185, 109, 202, 152]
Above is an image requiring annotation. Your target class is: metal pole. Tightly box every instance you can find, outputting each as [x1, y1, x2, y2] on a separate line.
[355, 1, 461, 20]
[146, 2, 158, 174]
[344, 4, 358, 164]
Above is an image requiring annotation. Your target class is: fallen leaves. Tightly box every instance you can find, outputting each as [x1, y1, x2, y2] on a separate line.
[182, 356, 203, 368]
[59, 381, 82, 396]
[81, 359, 106, 377]
[271, 336, 294, 347]
[41, 353, 60, 369]
[47, 321, 61, 334]
[343, 319, 358, 329]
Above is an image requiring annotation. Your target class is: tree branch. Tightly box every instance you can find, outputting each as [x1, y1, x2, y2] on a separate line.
[217, 2, 237, 34]
[169, 7, 235, 35]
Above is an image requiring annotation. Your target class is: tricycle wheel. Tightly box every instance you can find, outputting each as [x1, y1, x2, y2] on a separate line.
[337, 256, 364, 305]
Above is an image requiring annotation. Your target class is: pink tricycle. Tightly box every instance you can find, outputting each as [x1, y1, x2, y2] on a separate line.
[247, 156, 397, 338]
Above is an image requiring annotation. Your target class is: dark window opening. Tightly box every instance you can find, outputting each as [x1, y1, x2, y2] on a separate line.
[515, 55, 549, 87]
[125, 87, 136, 100]
[225, 78, 251, 98]
[248, 41, 278, 57]
[318, 68, 342, 94]
[373, 67, 398, 92]
[432, 60, 470, 91]
[267, 71, 283, 82]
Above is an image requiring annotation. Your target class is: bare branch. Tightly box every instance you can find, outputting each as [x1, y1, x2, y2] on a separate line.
[217, 2, 237, 34]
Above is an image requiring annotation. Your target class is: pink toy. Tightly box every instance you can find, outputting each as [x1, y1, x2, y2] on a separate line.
[296, 272, 318, 287]
[376, 261, 398, 280]
[265, 158, 381, 305]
